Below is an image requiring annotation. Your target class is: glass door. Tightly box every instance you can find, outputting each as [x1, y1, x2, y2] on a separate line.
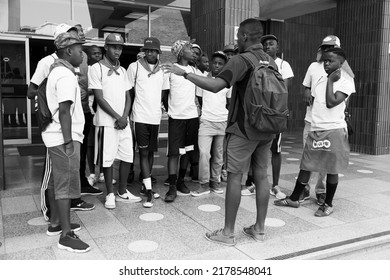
[0, 35, 31, 145]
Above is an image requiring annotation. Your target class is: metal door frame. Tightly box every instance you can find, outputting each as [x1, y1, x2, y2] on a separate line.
[0, 34, 31, 145]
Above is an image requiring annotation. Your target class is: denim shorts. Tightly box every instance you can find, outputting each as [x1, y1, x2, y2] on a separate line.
[47, 141, 81, 200]
[225, 133, 272, 174]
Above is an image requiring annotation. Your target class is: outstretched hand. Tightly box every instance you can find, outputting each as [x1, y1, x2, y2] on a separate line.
[161, 62, 186, 76]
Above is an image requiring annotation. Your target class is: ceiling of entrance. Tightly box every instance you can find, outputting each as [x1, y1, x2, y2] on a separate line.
[259, 0, 336, 20]
[87, 0, 189, 33]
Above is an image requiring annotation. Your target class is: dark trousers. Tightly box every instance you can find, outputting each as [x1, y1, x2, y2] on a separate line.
[80, 112, 93, 181]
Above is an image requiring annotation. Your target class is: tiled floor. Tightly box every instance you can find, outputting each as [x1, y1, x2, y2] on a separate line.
[1, 132, 390, 260]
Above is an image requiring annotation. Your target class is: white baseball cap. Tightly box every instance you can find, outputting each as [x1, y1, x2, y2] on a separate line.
[53, 23, 77, 39]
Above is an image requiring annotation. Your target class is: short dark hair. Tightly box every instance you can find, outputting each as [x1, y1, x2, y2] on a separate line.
[239, 18, 263, 42]
[324, 47, 346, 61]
[56, 47, 68, 58]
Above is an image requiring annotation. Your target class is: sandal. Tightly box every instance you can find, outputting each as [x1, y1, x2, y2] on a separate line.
[274, 197, 300, 208]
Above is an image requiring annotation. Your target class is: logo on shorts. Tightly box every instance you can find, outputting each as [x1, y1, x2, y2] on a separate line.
[312, 140, 331, 149]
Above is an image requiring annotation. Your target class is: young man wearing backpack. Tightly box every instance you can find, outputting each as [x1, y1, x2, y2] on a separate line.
[127, 37, 169, 208]
[42, 32, 90, 252]
[88, 33, 141, 209]
[163, 18, 284, 245]
[27, 23, 95, 222]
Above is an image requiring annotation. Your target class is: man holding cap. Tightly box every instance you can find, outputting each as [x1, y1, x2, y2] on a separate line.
[89, 33, 141, 209]
[127, 37, 169, 208]
[42, 32, 89, 252]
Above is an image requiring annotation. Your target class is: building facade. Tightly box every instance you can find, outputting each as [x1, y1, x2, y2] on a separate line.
[1, 0, 389, 187]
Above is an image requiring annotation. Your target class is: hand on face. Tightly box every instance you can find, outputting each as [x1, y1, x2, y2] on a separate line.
[328, 68, 341, 83]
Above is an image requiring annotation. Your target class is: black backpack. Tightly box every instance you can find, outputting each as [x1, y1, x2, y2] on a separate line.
[241, 52, 289, 134]
[36, 77, 55, 132]
[36, 59, 76, 132]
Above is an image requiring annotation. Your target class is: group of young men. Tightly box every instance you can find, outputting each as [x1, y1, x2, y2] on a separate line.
[29, 17, 354, 252]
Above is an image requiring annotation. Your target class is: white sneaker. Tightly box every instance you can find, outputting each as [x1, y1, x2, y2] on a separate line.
[87, 174, 97, 186]
[98, 173, 117, 184]
[116, 189, 142, 203]
[105, 193, 116, 209]
[241, 183, 256, 196]
[270, 185, 287, 199]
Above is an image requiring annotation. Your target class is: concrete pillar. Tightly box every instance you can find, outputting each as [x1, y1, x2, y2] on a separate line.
[191, 0, 259, 58]
[337, 0, 390, 154]
[0, 0, 8, 31]
[8, 0, 21, 31]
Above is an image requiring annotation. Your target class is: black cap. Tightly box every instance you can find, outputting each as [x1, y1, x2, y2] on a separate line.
[260, 34, 278, 45]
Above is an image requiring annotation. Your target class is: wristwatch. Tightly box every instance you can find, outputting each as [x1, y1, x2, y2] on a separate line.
[183, 72, 189, 79]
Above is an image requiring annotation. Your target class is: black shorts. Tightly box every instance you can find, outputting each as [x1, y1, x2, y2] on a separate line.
[270, 133, 282, 154]
[168, 117, 199, 156]
[134, 122, 159, 152]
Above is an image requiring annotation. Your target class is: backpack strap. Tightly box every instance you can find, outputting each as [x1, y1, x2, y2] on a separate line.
[98, 61, 103, 82]
[241, 51, 272, 69]
[134, 61, 139, 93]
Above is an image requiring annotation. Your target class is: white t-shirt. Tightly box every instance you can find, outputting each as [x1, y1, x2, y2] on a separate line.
[127, 61, 169, 125]
[196, 75, 231, 122]
[30, 53, 58, 86]
[42, 66, 85, 147]
[167, 64, 199, 119]
[302, 62, 326, 123]
[275, 57, 294, 80]
[88, 63, 131, 127]
[311, 70, 355, 131]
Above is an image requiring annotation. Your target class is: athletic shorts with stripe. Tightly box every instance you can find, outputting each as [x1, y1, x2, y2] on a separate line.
[40, 149, 51, 221]
[167, 117, 199, 156]
[270, 133, 282, 154]
[95, 125, 134, 168]
[134, 122, 159, 152]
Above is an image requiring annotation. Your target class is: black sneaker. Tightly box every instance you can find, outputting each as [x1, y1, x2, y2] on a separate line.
[47, 223, 81, 236]
[164, 177, 170, 186]
[164, 185, 177, 203]
[58, 231, 90, 253]
[143, 190, 155, 208]
[176, 180, 191, 196]
[80, 184, 103, 196]
[70, 199, 95, 211]
[140, 184, 160, 199]
[298, 185, 311, 203]
[316, 193, 326, 205]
